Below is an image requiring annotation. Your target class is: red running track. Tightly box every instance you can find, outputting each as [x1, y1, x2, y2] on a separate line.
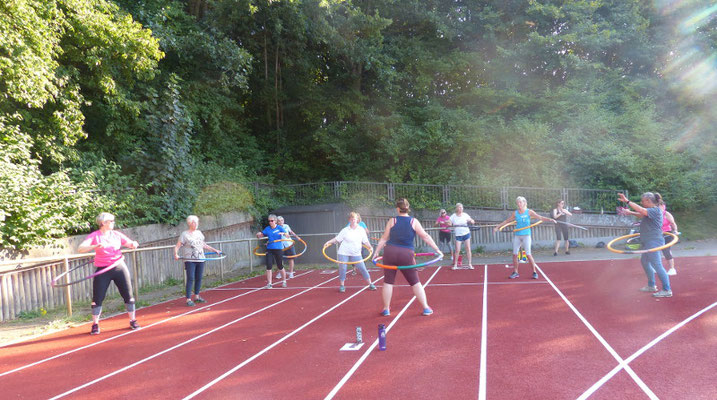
[1, 257, 716, 399]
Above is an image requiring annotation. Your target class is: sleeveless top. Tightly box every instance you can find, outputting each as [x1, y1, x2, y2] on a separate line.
[387, 216, 415, 249]
[660, 205, 671, 232]
[515, 209, 531, 236]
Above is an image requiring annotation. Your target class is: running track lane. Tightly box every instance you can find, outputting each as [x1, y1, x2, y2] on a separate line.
[42, 270, 385, 399]
[327, 266, 483, 400]
[0, 271, 335, 398]
[537, 256, 717, 399]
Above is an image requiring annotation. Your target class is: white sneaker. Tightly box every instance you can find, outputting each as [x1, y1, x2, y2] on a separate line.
[451, 266, 459, 270]
[667, 268, 677, 276]
[282, 281, 287, 288]
[289, 272, 294, 279]
[276, 272, 282, 279]
[467, 265, 474, 270]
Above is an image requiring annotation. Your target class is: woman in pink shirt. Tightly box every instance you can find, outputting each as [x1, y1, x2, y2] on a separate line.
[78, 212, 140, 335]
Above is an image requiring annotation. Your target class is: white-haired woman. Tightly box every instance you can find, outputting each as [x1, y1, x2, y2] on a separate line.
[174, 215, 221, 306]
[78, 212, 140, 335]
[449, 203, 475, 269]
[324, 212, 376, 293]
[494, 197, 554, 279]
[256, 214, 289, 288]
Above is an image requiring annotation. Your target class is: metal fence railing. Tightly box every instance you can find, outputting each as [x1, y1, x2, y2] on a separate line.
[254, 181, 628, 213]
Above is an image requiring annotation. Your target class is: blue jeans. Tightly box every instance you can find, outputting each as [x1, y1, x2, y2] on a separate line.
[338, 255, 369, 282]
[641, 252, 670, 291]
[184, 262, 206, 298]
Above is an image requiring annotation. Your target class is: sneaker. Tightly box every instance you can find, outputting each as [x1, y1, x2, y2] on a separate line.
[639, 286, 658, 293]
[565, 251, 570, 255]
[508, 272, 519, 279]
[264, 284, 272, 289]
[339, 285, 345, 293]
[422, 308, 433, 316]
[553, 252, 558, 256]
[281, 281, 287, 288]
[467, 265, 474, 270]
[380, 309, 390, 316]
[351, 269, 357, 276]
[653, 290, 673, 298]
[129, 320, 140, 330]
[276, 272, 282, 279]
[667, 268, 677, 276]
[90, 323, 100, 335]
[451, 266, 459, 270]
[369, 284, 377, 291]
[195, 297, 207, 303]
[186, 300, 196, 307]
[289, 272, 295, 279]
[532, 272, 538, 279]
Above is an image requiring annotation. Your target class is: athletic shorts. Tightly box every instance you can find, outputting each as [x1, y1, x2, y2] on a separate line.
[455, 233, 471, 242]
[382, 245, 420, 286]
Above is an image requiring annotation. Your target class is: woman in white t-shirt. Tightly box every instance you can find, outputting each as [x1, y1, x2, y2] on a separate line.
[324, 212, 376, 293]
[449, 203, 475, 270]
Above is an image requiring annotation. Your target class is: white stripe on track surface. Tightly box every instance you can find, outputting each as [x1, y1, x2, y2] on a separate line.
[48, 273, 334, 399]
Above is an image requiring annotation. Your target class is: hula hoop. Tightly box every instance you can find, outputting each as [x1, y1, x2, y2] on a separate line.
[253, 238, 295, 256]
[373, 252, 443, 270]
[499, 220, 543, 232]
[51, 260, 118, 288]
[283, 237, 307, 259]
[606, 232, 679, 254]
[178, 251, 227, 261]
[322, 243, 373, 265]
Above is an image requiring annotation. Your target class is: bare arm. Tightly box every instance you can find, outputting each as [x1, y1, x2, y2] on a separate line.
[494, 214, 516, 232]
[372, 219, 394, 260]
[665, 211, 678, 232]
[618, 193, 648, 217]
[412, 219, 443, 255]
[529, 209, 555, 223]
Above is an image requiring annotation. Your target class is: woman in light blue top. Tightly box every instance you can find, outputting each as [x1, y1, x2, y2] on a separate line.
[495, 196, 554, 280]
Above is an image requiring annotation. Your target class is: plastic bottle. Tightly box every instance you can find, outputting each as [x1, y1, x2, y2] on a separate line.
[356, 326, 363, 344]
[378, 324, 386, 351]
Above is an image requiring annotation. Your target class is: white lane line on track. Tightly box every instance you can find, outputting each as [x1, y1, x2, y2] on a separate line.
[212, 281, 546, 290]
[323, 267, 443, 400]
[49, 273, 338, 400]
[182, 275, 386, 400]
[577, 300, 717, 400]
[0, 270, 313, 377]
[535, 265, 659, 400]
[478, 264, 488, 400]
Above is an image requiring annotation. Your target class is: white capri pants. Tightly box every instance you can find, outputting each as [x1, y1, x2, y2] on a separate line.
[513, 235, 532, 255]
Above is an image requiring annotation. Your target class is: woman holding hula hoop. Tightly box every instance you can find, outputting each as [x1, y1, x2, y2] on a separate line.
[256, 214, 289, 289]
[551, 199, 573, 256]
[435, 209, 454, 263]
[276, 216, 302, 279]
[174, 215, 221, 307]
[618, 192, 672, 297]
[77, 213, 140, 335]
[324, 212, 376, 293]
[373, 198, 443, 317]
[494, 196, 554, 280]
[449, 203, 475, 269]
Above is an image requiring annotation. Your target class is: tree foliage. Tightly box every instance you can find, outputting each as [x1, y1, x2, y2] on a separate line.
[1, 0, 716, 248]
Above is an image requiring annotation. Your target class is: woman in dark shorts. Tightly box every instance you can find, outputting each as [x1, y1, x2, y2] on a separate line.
[373, 198, 443, 316]
[551, 200, 573, 256]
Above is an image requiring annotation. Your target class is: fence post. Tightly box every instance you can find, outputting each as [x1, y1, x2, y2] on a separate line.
[249, 239, 254, 273]
[501, 187, 508, 209]
[388, 183, 394, 202]
[334, 181, 341, 200]
[562, 188, 568, 203]
[443, 185, 449, 205]
[219, 243, 224, 281]
[132, 252, 139, 301]
[63, 257, 72, 317]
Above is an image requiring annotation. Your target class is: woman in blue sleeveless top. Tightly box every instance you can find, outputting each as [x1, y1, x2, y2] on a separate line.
[495, 196, 554, 279]
[373, 198, 444, 316]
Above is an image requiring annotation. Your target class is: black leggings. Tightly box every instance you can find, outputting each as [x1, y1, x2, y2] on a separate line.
[265, 248, 284, 270]
[92, 261, 133, 307]
[662, 232, 674, 260]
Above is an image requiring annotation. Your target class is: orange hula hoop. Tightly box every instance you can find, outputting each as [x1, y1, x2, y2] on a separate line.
[606, 232, 678, 254]
[322, 243, 373, 265]
[253, 238, 295, 256]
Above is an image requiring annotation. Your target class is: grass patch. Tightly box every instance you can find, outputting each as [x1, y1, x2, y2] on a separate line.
[673, 206, 717, 240]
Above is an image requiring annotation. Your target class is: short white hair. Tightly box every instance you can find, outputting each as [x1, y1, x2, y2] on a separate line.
[96, 212, 115, 227]
[186, 215, 199, 224]
[277, 216, 285, 222]
[455, 203, 463, 209]
[516, 196, 527, 206]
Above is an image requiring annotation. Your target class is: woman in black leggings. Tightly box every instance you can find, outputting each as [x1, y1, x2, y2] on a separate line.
[78, 212, 140, 335]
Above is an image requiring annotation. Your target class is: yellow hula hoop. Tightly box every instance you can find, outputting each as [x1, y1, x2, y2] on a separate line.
[606, 232, 679, 254]
[497, 221, 516, 231]
[283, 237, 307, 259]
[322, 243, 373, 265]
[253, 238, 295, 256]
[499, 220, 543, 232]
